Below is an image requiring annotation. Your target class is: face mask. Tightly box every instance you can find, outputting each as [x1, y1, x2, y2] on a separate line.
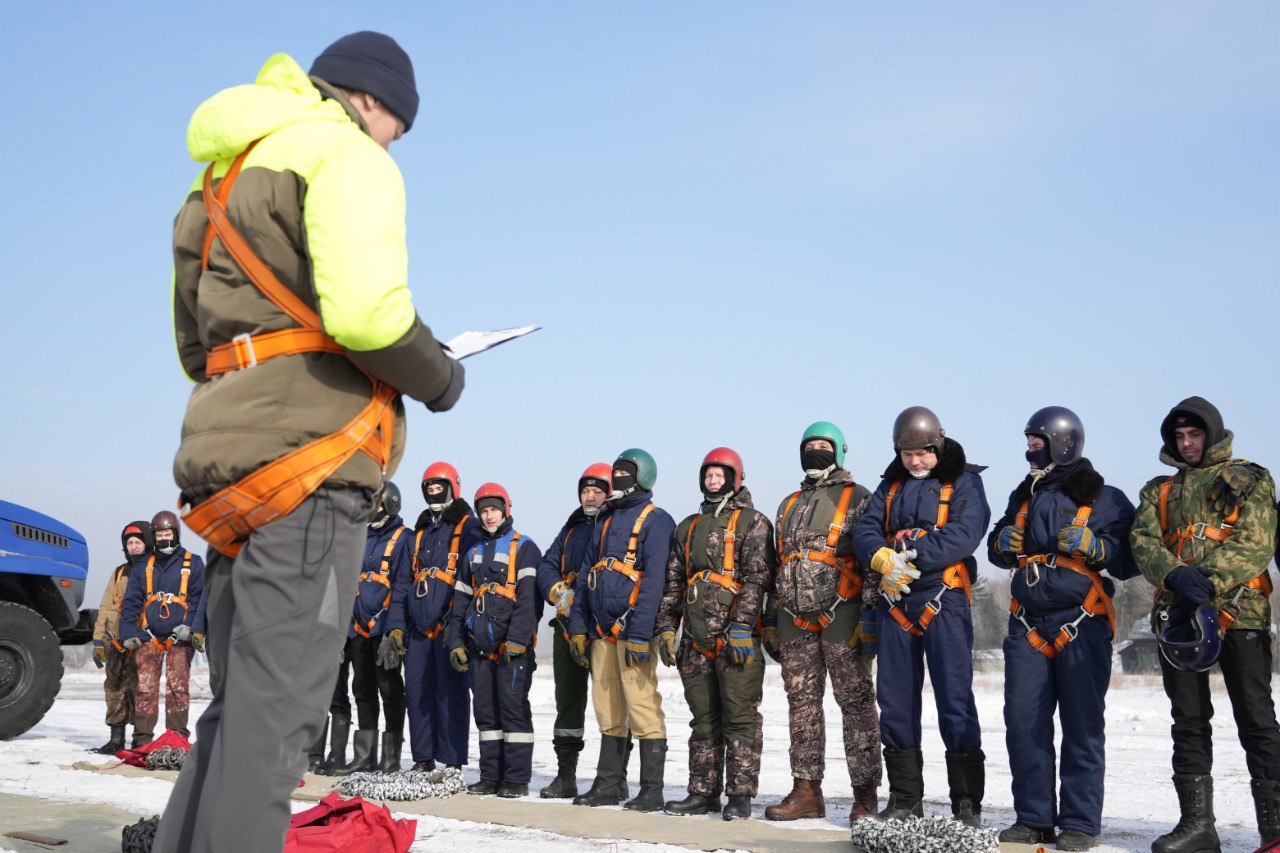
[583, 505, 602, 517]
[156, 540, 177, 557]
[909, 469, 930, 480]
[1025, 445, 1052, 470]
[801, 448, 837, 478]
[611, 472, 637, 497]
[427, 498, 451, 513]
[370, 512, 390, 529]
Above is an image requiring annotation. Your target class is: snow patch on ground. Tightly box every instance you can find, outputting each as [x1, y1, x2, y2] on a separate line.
[0, 663, 1267, 852]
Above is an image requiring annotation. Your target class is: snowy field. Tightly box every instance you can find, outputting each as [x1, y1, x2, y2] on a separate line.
[0, 657, 1267, 852]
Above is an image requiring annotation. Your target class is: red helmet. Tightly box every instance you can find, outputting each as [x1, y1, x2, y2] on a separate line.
[474, 482, 511, 516]
[578, 463, 612, 497]
[700, 447, 744, 492]
[422, 461, 462, 503]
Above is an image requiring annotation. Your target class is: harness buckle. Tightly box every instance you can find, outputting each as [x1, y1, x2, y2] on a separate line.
[1059, 621, 1080, 643]
[231, 332, 258, 369]
[1188, 523, 1209, 540]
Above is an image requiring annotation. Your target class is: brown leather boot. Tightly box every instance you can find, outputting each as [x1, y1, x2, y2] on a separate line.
[850, 785, 878, 823]
[765, 778, 825, 820]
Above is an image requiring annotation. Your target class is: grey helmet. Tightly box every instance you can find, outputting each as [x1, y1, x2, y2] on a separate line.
[1024, 406, 1085, 465]
[893, 406, 945, 451]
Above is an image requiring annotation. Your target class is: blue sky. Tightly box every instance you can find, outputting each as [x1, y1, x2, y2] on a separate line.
[1, 3, 1276, 601]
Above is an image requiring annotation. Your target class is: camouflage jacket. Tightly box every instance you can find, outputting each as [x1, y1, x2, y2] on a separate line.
[1131, 432, 1277, 631]
[657, 487, 775, 640]
[770, 468, 875, 616]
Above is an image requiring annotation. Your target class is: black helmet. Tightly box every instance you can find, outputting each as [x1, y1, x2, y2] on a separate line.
[893, 406, 945, 451]
[379, 482, 402, 517]
[151, 510, 181, 556]
[1024, 406, 1085, 465]
[1159, 605, 1223, 672]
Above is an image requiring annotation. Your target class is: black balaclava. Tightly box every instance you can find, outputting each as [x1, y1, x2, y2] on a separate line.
[801, 447, 837, 479]
[611, 460, 638, 497]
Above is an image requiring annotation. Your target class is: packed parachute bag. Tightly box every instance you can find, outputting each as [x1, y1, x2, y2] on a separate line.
[336, 766, 467, 801]
[285, 792, 416, 853]
[849, 815, 1000, 853]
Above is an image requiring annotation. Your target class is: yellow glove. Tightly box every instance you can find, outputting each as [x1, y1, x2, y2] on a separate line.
[449, 647, 469, 673]
[387, 628, 407, 656]
[878, 549, 920, 602]
[870, 547, 898, 576]
[657, 628, 677, 666]
[570, 634, 590, 669]
[92, 641, 106, 668]
[192, 632, 206, 654]
[550, 582, 575, 619]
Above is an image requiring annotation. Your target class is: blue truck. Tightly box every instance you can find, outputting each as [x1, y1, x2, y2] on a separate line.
[0, 499, 94, 739]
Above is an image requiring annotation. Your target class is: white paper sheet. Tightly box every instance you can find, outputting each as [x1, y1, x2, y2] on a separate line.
[443, 325, 541, 360]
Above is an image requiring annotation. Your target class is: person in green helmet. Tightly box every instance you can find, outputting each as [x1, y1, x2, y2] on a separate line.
[569, 449, 676, 812]
[765, 422, 882, 826]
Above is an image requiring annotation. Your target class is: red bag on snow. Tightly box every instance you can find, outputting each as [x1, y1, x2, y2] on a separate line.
[114, 729, 191, 768]
[284, 792, 416, 853]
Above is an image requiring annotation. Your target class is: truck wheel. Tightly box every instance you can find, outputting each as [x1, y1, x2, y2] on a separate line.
[0, 601, 63, 740]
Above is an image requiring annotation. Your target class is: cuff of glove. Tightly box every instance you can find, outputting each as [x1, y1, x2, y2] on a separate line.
[426, 358, 465, 413]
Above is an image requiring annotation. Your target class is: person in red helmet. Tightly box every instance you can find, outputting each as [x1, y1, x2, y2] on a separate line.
[119, 511, 206, 746]
[384, 462, 481, 772]
[657, 448, 776, 821]
[534, 463, 613, 799]
[90, 520, 152, 754]
[447, 484, 542, 797]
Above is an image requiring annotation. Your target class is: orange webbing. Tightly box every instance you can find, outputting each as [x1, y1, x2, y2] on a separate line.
[474, 535, 523, 603]
[883, 481, 902, 536]
[560, 523, 580, 585]
[777, 493, 799, 556]
[205, 328, 344, 376]
[885, 562, 970, 636]
[1158, 477, 1240, 559]
[182, 142, 397, 558]
[589, 506, 655, 642]
[782, 486, 855, 567]
[141, 553, 191, 633]
[355, 528, 405, 637]
[685, 510, 743, 592]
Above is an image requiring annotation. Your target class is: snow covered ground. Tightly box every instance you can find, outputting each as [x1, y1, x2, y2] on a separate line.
[0, 658, 1267, 852]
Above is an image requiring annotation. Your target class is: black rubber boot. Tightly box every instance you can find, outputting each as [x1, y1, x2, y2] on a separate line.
[334, 729, 379, 776]
[879, 747, 925, 821]
[307, 717, 329, 772]
[497, 782, 529, 798]
[664, 793, 721, 816]
[95, 725, 126, 755]
[624, 739, 667, 812]
[618, 735, 633, 800]
[1253, 779, 1280, 845]
[1056, 829, 1099, 850]
[411, 760, 436, 773]
[722, 795, 752, 821]
[945, 748, 984, 828]
[468, 779, 499, 795]
[1152, 774, 1220, 853]
[574, 735, 628, 807]
[377, 732, 403, 773]
[998, 824, 1055, 844]
[317, 715, 351, 776]
[540, 747, 580, 799]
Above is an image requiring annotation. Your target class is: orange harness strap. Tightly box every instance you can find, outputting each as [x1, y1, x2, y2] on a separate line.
[354, 527, 406, 638]
[476, 535, 527, 661]
[411, 519, 468, 639]
[181, 141, 397, 558]
[778, 487, 862, 634]
[684, 510, 745, 659]
[884, 481, 972, 635]
[1010, 503, 1115, 657]
[589, 506, 655, 642]
[141, 553, 192, 650]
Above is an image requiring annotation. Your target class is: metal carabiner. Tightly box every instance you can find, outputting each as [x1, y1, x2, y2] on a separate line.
[1025, 561, 1043, 588]
[415, 579, 430, 599]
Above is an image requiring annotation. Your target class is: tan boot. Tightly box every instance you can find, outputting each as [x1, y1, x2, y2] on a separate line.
[765, 778, 825, 820]
[850, 785, 878, 823]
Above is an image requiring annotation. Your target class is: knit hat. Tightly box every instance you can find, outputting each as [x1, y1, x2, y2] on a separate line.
[310, 31, 419, 131]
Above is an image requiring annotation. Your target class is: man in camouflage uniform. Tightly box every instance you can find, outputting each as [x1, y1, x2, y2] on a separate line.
[657, 448, 775, 821]
[1131, 396, 1280, 851]
[90, 520, 151, 754]
[765, 422, 881, 825]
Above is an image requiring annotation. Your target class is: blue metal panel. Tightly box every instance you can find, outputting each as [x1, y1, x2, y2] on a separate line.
[0, 499, 89, 582]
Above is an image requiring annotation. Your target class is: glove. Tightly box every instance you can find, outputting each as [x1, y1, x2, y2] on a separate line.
[502, 642, 527, 663]
[1214, 463, 1262, 514]
[550, 583, 575, 619]
[725, 622, 755, 665]
[1058, 525, 1106, 564]
[192, 632, 205, 653]
[123, 637, 143, 651]
[1164, 565, 1216, 606]
[762, 615, 779, 663]
[92, 641, 106, 668]
[172, 624, 192, 643]
[388, 628, 407, 656]
[850, 608, 877, 660]
[869, 546, 898, 576]
[570, 634, 591, 669]
[449, 647, 470, 673]
[878, 548, 920, 602]
[377, 634, 403, 670]
[624, 639, 650, 667]
[994, 525, 1024, 558]
[426, 358, 465, 413]
[657, 628, 677, 667]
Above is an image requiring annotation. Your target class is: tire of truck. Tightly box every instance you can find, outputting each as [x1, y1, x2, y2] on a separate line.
[0, 601, 64, 740]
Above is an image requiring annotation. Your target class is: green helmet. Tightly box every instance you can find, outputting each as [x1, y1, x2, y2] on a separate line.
[615, 448, 658, 492]
[801, 421, 847, 468]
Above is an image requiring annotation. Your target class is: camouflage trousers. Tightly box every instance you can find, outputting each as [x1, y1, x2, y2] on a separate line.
[778, 600, 881, 786]
[103, 643, 137, 727]
[134, 642, 195, 739]
[676, 638, 764, 796]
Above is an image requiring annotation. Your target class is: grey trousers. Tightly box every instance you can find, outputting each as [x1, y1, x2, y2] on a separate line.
[153, 487, 369, 853]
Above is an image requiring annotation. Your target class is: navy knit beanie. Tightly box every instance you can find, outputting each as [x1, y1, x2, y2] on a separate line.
[310, 31, 419, 131]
